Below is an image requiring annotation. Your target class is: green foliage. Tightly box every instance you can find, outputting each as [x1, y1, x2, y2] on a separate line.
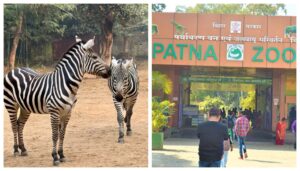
[171, 20, 186, 35]
[240, 91, 256, 110]
[186, 4, 243, 14]
[198, 96, 225, 113]
[4, 4, 75, 43]
[152, 97, 175, 132]
[152, 4, 166, 12]
[183, 4, 287, 16]
[152, 71, 174, 132]
[152, 71, 173, 95]
[70, 4, 148, 37]
[243, 4, 286, 16]
[152, 24, 158, 35]
[190, 83, 245, 110]
[4, 4, 148, 67]
[4, 4, 76, 67]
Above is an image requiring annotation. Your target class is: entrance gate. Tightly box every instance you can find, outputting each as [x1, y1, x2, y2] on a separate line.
[178, 75, 273, 131]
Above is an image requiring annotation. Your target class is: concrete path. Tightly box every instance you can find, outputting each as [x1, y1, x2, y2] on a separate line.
[152, 138, 296, 167]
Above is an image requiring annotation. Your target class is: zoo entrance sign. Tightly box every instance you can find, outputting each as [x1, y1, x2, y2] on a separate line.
[152, 13, 296, 68]
[153, 42, 296, 63]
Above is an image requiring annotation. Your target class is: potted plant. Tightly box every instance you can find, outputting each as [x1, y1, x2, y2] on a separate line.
[152, 71, 174, 150]
[152, 97, 174, 150]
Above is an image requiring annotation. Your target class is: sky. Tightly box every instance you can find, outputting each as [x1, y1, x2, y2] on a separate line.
[164, 3, 297, 16]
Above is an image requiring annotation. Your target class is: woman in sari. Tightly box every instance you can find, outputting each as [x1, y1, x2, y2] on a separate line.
[275, 117, 287, 145]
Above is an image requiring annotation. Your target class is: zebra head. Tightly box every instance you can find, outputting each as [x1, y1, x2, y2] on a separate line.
[111, 57, 134, 102]
[76, 36, 111, 78]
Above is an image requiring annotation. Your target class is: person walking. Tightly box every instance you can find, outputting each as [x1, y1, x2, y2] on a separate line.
[197, 108, 229, 167]
[227, 111, 235, 143]
[220, 118, 233, 167]
[221, 107, 226, 119]
[235, 110, 250, 160]
[275, 117, 287, 145]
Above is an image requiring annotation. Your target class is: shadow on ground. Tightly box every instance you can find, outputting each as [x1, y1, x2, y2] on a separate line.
[246, 159, 281, 164]
[152, 153, 194, 167]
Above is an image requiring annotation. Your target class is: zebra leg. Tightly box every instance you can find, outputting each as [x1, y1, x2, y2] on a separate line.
[114, 100, 125, 143]
[50, 113, 60, 166]
[125, 106, 133, 136]
[6, 106, 19, 156]
[58, 113, 71, 162]
[17, 109, 31, 156]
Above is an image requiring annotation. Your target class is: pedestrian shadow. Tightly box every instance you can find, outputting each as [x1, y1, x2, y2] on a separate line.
[246, 159, 281, 164]
[152, 153, 194, 167]
[245, 144, 296, 152]
[231, 141, 295, 152]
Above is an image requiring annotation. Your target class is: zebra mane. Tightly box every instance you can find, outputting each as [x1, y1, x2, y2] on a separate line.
[54, 41, 85, 71]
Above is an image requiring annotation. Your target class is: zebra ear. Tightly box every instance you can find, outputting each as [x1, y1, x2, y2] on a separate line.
[111, 57, 118, 67]
[75, 35, 82, 42]
[128, 58, 133, 66]
[123, 58, 133, 69]
[83, 37, 95, 50]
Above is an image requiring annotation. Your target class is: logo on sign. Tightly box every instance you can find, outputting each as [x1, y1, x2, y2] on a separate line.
[227, 44, 244, 61]
[230, 21, 242, 33]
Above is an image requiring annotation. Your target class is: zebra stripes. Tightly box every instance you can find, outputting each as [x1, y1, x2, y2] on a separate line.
[4, 36, 111, 166]
[108, 57, 139, 143]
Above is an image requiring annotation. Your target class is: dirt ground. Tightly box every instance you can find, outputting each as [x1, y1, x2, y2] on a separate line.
[3, 61, 148, 167]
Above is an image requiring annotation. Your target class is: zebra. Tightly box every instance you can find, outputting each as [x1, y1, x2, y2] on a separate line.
[4, 36, 111, 166]
[108, 57, 139, 143]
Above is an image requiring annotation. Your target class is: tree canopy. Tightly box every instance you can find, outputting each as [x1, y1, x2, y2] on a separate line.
[152, 4, 166, 12]
[179, 4, 287, 16]
[4, 4, 148, 69]
[4, 4, 75, 43]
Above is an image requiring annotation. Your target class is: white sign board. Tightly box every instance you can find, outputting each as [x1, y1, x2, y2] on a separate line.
[230, 21, 242, 33]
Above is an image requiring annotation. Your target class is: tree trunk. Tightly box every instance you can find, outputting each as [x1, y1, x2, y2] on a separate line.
[8, 12, 23, 70]
[99, 11, 114, 65]
[123, 35, 129, 58]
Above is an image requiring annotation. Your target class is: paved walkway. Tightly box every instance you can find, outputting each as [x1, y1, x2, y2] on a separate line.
[152, 138, 296, 167]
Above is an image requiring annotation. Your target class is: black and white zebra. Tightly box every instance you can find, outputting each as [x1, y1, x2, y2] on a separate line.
[4, 36, 111, 166]
[108, 57, 139, 143]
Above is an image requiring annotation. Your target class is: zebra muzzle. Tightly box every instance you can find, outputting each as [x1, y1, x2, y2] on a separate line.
[115, 93, 123, 102]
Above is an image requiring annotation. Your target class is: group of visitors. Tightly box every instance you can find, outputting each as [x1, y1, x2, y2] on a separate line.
[197, 107, 250, 167]
[221, 107, 262, 130]
[198, 106, 296, 167]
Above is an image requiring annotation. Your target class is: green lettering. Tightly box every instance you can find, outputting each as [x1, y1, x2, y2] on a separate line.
[266, 47, 280, 63]
[282, 47, 296, 63]
[152, 42, 164, 59]
[189, 44, 202, 60]
[252, 46, 264, 62]
[176, 44, 188, 60]
[163, 44, 177, 59]
[204, 45, 217, 60]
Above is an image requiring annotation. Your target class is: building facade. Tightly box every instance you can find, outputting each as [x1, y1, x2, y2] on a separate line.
[153, 13, 296, 131]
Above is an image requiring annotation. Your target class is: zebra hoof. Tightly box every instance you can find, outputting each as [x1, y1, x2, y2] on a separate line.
[20, 151, 28, 156]
[60, 157, 66, 162]
[13, 152, 19, 157]
[53, 160, 60, 166]
[126, 131, 132, 136]
[118, 139, 125, 144]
